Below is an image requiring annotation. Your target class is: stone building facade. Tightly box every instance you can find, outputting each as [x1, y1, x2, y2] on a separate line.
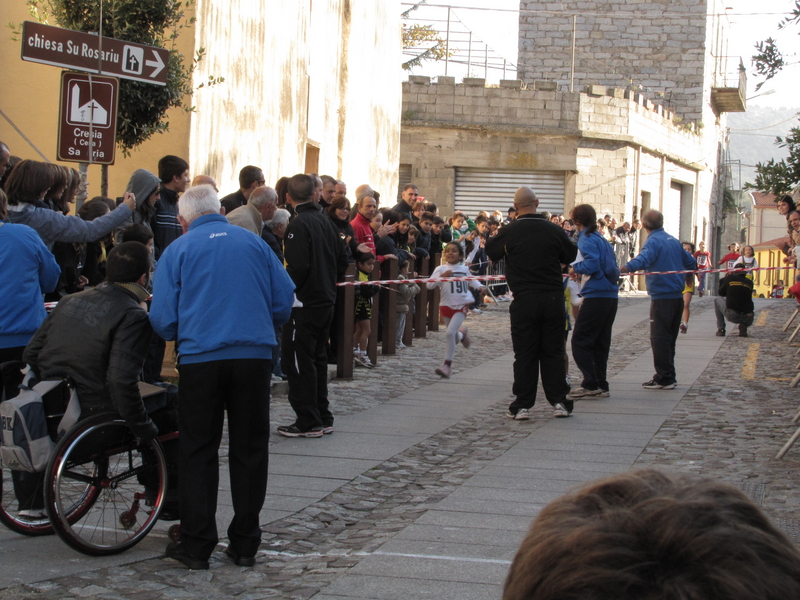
[400, 0, 740, 250]
[401, 76, 718, 245]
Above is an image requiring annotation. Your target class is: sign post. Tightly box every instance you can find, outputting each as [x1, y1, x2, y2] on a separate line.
[21, 21, 169, 86]
[57, 72, 119, 165]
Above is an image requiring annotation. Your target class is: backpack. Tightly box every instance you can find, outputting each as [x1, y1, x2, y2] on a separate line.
[0, 379, 79, 473]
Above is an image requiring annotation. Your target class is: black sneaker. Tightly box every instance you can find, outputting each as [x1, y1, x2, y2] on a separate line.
[642, 380, 676, 390]
[277, 425, 324, 438]
[166, 541, 209, 570]
[715, 329, 726, 337]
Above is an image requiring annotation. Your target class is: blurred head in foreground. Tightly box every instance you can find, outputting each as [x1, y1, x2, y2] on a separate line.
[504, 469, 800, 600]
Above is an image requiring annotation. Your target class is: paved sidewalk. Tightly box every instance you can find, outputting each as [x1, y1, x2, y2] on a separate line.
[2, 297, 799, 599]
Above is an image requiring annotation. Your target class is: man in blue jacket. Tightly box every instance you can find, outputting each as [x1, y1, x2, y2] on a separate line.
[620, 210, 696, 390]
[150, 184, 295, 570]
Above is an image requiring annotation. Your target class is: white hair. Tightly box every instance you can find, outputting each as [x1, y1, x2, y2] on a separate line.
[268, 208, 290, 230]
[249, 186, 277, 209]
[178, 184, 220, 223]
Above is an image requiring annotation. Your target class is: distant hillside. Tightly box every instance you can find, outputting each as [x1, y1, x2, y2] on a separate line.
[727, 106, 799, 189]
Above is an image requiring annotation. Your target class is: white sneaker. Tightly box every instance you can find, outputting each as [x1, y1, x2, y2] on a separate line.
[569, 387, 602, 398]
[514, 408, 530, 420]
[553, 403, 572, 418]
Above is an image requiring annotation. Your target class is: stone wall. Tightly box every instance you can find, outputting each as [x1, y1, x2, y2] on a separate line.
[401, 76, 719, 242]
[517, 0, 730, 123]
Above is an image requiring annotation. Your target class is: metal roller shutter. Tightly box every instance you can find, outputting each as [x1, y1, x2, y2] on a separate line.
[454, 168, 565, 217]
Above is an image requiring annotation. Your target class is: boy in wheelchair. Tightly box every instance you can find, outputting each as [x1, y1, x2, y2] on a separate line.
[18, 242, 178, 519]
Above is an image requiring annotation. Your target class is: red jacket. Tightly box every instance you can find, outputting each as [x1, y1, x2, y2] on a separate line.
[351, 212, 384, 262]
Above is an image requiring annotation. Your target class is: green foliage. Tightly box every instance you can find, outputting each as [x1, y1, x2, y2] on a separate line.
[15, 0, 223, 155]
[750, 3, 800, 193]
[401, 1, 453, 71]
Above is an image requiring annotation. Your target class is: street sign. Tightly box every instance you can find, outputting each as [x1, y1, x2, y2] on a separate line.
[21, 21, 168, 86]
[57, 72, 118, 164]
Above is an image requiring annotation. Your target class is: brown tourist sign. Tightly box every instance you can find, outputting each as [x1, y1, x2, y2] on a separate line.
[57, 72, 119, 164]
[21, 21, 169, 86]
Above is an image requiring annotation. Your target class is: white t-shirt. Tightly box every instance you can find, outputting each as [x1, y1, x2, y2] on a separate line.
[428, 263, 482, 308]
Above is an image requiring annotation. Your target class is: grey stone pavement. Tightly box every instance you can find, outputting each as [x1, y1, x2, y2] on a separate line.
[2, 295, 799, 599]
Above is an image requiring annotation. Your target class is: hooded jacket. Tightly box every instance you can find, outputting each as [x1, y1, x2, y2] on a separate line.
[115, 169, 160, 243]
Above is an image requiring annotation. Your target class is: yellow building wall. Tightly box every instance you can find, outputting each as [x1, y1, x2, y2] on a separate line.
[2, 0, 401, 202]
[0, 1, 193, 201]
[752, 246, 796, 298]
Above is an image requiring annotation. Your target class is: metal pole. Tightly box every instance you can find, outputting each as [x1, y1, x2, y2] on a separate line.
[484, 44, 488, 80]
[445, 7, 451, 77]
[467, 32, 472, 77]
[503, 59, 506, 80]
[570, 14, 576, 92]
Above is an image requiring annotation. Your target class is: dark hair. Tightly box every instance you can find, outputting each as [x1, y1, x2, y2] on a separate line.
[4, 160, 52, 205]
[420, 211, 435, 223]
[92, 195, 117, 213]
[779, 195, 796, 213]
[354, 250, 375, 264]
[106, 241, 151, 284]
[504, 469, 800, 600]
[321, 174, 337, 187]
[121, 223, 154, 245]
[381, 208, 401, 225]
[475, 214, 488, 226]
[326, 195, 351, 219]
[287, 174, 315, 203]
[274, 176, 290, 207]
[571, 204, 598, 233]
[642, 210, 664, 230]
[238, 165, 263, 189]
[403, 183, 418, 192]
[77, 198, 110, 221]
[444, 241, 464, 259]
[682, 241, 695, 253]
[0, 155, 21, 191]
[424, 201, 437, 214]
[433, 216, 445, 225]
[158, 155, 189, 184]
[44, 164, 69, 201]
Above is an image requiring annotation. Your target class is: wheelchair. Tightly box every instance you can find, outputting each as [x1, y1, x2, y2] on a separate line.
[0, 376, 179, 556]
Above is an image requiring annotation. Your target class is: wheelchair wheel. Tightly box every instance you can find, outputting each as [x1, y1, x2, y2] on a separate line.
[44, 413, 167, 556]
[0, 463, 52, 536]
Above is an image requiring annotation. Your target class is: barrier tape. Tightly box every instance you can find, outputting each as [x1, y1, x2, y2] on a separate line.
[41, 264, 794, 310]
[334, 265, 791, 287]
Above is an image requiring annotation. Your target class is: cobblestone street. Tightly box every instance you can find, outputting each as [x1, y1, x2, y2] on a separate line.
[2, 295, 799, 599]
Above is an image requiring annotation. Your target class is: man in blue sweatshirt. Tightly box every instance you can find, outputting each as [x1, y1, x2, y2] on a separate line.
[620, 210, 696, 390]
[150, 184, 295, 570]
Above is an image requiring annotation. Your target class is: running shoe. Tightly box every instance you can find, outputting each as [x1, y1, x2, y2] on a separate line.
[277, 425, 324, 438]
[459, 326, 471, 348]
[569, 387, 602, 398]
[435, 364, 452, 378]
[553, 403, 572, 418]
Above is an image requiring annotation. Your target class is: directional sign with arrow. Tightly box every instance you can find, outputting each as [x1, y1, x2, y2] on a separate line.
[21, 21, 169, 86]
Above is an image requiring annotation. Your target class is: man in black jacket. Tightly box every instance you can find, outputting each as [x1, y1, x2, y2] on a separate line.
[486, 187, 578, 420]
[25, 242, 163, 437]
[714, 265, 755, 337]
[278, 174, 348, 437]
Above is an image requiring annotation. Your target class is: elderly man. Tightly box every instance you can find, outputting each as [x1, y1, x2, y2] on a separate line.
[277, 174, 348, 438]
[150, 185, 295, 570]
[620, 210, 696, 390]
[485, 186, 577, 419]
[334, 180, 347, 201]
[226, 185, 277, 236]
[220, 165, 265, 215]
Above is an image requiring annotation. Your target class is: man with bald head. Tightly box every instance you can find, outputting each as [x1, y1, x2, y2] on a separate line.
[620, 210, 696, 390]
[486, 186, 577, 419]
[191, 175, 218, 191]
